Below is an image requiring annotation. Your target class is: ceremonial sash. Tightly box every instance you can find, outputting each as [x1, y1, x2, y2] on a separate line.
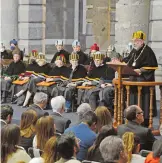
[36, 81, 56, 87]
[12, 79, 29, 85]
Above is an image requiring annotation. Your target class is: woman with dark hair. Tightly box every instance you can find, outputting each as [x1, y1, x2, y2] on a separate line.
[1, 124, 31, 163]
[145, 137, 162, 163]
[95, 106, 113, 132]
[33, 116, 55, 150]
[19, 109, 37, 151]
[87, 125, 117, 162]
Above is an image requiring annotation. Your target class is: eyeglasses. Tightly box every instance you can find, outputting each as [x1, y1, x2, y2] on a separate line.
[137, 111, 144, 115]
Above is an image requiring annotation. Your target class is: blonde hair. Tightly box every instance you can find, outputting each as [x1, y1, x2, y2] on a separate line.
[42, 136, 59, 163]
[36, 116, 55, 150]
[95, 106, 112, 132]
[122, 132, 134, 163]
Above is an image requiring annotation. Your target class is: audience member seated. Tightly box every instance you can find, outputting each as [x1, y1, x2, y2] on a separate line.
[50, 96, 71, 134]
[117, 105, 155, 150]
[94, 106, 113, 133]
[122, 132, 145, 163]
[145, 137, 162, 163]
[65, 111, 97, 161]
[1, 124, 31, 163]
[99, 136, 128, 163]
[19, 109, 37, 152]
[56, 132, 81, 163]
[29, 136, 59, 163]
[76, 103, 92, 121]
[0, 105, 13, 128]
[33, 116, 55, 151]
[27, 92, 49, 119]
[87, 125, 117, 162]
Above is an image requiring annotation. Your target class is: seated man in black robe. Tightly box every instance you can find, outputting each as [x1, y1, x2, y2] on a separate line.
[64, 52, 87, 112]
[78, 52, 115, 111]
[1, 50, 26, 103]
[11, 53, 51, 106]
[122, 30, 158, 126]
[72, 40, 88, 65]
[51, 40, 70, 64]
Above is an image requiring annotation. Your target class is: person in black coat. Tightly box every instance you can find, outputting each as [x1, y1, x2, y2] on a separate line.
[1, 50, 26, 103]
[122, 31, 158, 127]
[117, 105, 155, 150]
[27, 92, 49, 119]
[78, 52, 115, 110]
[72, 40, 88, 65]
[51, 40, 70, 64]
[50, 96, 71, 134]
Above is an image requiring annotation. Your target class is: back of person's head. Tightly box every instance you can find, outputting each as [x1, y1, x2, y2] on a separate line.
[42, 136, 59, 163]
[95, 106, 112, 131]
[20, 109, 37, 138]
[125, 105, 138, 121]
[57, 132, 78, 159]
[122, 132, 140, 163]
[82, 110, 97, 127]
[77, 103, 92, 119]
[35, 116, 55, 150]
[33, 92, 48, 105]
[1, 124, 20, 163]
[152, 137, 162, 158]
[88, 125, 116, 159]
[51, 96, 65, 113]
[1, 105, 13, 123]
[99, 136, 127, 163]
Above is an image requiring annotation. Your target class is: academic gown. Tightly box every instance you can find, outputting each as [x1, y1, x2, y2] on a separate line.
[51, 49, 70, 64]
[123, 44, 158, 121]
[77, 51, 88, 65]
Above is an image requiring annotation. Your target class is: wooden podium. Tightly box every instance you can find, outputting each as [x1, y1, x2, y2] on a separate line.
[107, 62, 139, 127]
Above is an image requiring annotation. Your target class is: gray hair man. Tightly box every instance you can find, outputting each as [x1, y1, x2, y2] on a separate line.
[117, 105, 155, 150]
[27, 92, 49, 119]
[99, 136, 127, 163]
[50, 96, 71, 134]
[77, 103, 92, 120]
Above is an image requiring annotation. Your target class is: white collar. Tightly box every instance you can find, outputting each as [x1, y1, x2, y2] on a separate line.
[0, 119, 7, 125]
[53, 111, 62, 116]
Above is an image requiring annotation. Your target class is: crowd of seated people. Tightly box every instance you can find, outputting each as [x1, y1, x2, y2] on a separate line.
[1, 38, 162, 163]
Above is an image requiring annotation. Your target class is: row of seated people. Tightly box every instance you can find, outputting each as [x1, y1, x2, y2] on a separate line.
[1, 95, 162, 163]
[1, 43, 116, 112]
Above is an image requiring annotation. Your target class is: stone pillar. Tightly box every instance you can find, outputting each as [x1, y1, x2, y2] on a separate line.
[115, 0, 150, 54]
[149, 0, 162, 100]
[0, 0, 18, 48]
[18, 0, 46, 55]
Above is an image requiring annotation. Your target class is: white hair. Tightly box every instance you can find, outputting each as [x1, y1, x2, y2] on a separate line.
[77, 103, 92, 119]
[51, 96, 66, 112]
[33, 92, 48, 104]
[99, 136, 124, 162]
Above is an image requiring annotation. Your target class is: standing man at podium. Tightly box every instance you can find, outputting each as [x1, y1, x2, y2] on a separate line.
[122, 30, 158, 127]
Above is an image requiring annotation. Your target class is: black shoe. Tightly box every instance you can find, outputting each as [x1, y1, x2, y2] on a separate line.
[1, 98, 6, 104]
[11, 95, 18, 103]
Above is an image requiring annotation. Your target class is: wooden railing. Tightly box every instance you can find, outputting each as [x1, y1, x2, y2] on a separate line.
[113, 78, 162, 129]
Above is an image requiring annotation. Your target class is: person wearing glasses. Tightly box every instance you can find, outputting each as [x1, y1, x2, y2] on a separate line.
[117, 105, 155, 151]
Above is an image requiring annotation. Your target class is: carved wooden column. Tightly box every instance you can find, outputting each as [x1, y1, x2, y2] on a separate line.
[113, 84, 118, 127]
[149, 87, 154, 129]
[160, 86, 162, 125]
[126, 85, 130, 107]
[137, 86, 142, 107]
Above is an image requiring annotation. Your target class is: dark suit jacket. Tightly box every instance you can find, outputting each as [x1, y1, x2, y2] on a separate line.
[51, 112, 71, 134]
[28, 104, 49, 119]
[117, 121, 155, 150]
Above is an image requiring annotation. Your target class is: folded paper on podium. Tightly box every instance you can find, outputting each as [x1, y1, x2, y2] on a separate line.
[107, 62, 139, 76]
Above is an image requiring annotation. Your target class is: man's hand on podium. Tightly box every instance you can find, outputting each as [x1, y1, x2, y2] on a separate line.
[134, 69, 141, 75]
